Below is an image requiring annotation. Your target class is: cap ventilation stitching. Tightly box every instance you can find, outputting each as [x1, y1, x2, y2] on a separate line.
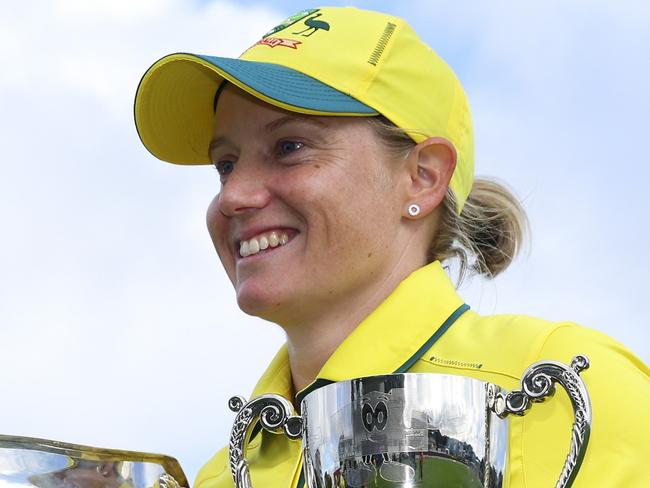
[368, 22, 397, 66]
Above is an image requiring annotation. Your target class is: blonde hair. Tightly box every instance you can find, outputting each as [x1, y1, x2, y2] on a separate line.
[366, 116, 529, 283]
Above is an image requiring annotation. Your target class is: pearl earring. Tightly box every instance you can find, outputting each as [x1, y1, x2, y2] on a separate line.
[408, 204, 421, 217]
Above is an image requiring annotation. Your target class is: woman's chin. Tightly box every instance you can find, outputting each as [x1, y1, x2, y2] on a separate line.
[235, 284, 313, 327]
[235, 283, 286, 320]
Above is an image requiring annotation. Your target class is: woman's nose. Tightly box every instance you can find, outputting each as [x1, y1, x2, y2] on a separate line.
[216, 161, 272, 217]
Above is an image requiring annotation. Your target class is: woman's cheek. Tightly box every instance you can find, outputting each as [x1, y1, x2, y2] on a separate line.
[205, 196, 221, 241]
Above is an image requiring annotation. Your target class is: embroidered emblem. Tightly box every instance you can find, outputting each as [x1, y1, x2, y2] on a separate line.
[256, 37, 302, 49]
[263, 8, 319, 38]
[292, 12, 331, 37]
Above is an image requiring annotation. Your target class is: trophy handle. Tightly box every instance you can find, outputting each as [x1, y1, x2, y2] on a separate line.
[228, 394, 303, 488]
[489, 355, 592, 488]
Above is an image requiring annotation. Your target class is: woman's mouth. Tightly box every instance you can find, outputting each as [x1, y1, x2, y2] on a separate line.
[238, 230, 295, 258]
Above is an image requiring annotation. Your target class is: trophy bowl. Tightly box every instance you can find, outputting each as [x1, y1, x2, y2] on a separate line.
[300, 373, 507, 488]
[229, 356, 591, 488]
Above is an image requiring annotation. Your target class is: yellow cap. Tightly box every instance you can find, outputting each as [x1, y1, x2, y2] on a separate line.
[134, 6, 474, 211]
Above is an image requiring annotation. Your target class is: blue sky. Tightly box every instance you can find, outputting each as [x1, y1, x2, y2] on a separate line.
[1, 0, 648, 483]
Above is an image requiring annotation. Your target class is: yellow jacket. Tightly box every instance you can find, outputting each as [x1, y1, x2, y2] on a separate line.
[196, 261, 650, 487]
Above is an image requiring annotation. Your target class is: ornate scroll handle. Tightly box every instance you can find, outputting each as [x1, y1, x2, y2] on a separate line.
[488, 355, 592, 488]
[158, 473, 185, 488]
[228, 394, 303, 488]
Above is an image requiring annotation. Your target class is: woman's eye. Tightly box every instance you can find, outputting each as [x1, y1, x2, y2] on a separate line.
[278, 140, 304, 156]
[214, 160, 235, 176]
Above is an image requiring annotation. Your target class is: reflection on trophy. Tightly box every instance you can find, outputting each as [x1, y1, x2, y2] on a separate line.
[0, 435, 188, 488]
[229, 356, 592, 488]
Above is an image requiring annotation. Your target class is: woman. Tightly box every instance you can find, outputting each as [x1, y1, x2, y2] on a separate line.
[134, 6, 649, 487]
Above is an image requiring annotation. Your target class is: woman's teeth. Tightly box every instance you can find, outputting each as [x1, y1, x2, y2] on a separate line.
[239, 231, 290, 257]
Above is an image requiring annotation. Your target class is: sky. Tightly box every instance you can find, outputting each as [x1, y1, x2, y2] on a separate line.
[1, 0, 649, 484]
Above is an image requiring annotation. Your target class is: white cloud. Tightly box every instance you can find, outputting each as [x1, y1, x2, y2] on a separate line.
[0, 0, 280, 122]
[53, 0, 175, 20]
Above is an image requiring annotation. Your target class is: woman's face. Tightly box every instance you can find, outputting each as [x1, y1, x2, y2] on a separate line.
[206, 85, 410, 326]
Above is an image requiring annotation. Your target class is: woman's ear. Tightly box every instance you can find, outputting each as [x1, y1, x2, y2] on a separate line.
[402, 137, 456, 219]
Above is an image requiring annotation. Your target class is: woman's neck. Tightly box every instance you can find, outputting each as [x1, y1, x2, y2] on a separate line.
[285, 305, 363, 395]
[283, 259, 420, 393]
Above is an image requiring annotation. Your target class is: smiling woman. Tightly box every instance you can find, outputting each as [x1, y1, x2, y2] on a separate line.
[133, 6, 649, 488]
[206, 86, 417, 339]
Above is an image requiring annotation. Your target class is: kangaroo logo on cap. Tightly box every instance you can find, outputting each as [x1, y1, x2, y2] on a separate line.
[263, 8, 319, 38]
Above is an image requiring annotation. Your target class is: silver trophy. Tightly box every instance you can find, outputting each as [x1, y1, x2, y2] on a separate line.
[0, 434, 188, 488]
[229, 355, 591, 488]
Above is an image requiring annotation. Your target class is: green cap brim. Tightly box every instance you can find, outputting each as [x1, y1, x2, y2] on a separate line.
[134, 53, 378, 164]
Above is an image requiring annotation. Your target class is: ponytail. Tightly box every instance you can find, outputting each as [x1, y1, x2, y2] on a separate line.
[430, 179, 529, 282]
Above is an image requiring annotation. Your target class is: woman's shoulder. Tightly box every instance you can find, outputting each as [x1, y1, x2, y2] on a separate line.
[472, 312, 647, 375]
[414, 309, 649, 390]
[194, 445, 230, 488]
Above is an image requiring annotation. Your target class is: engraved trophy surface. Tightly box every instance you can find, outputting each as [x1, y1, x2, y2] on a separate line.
[229, 356, 591, 488]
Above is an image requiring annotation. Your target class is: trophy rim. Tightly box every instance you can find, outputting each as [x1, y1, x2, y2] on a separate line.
[0, 433, 188, 488]
[301, 371, 499, 403]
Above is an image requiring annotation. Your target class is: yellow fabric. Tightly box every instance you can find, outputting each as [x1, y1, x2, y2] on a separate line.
[195, 261, 650, 487]
[134, 6, 473, 212]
